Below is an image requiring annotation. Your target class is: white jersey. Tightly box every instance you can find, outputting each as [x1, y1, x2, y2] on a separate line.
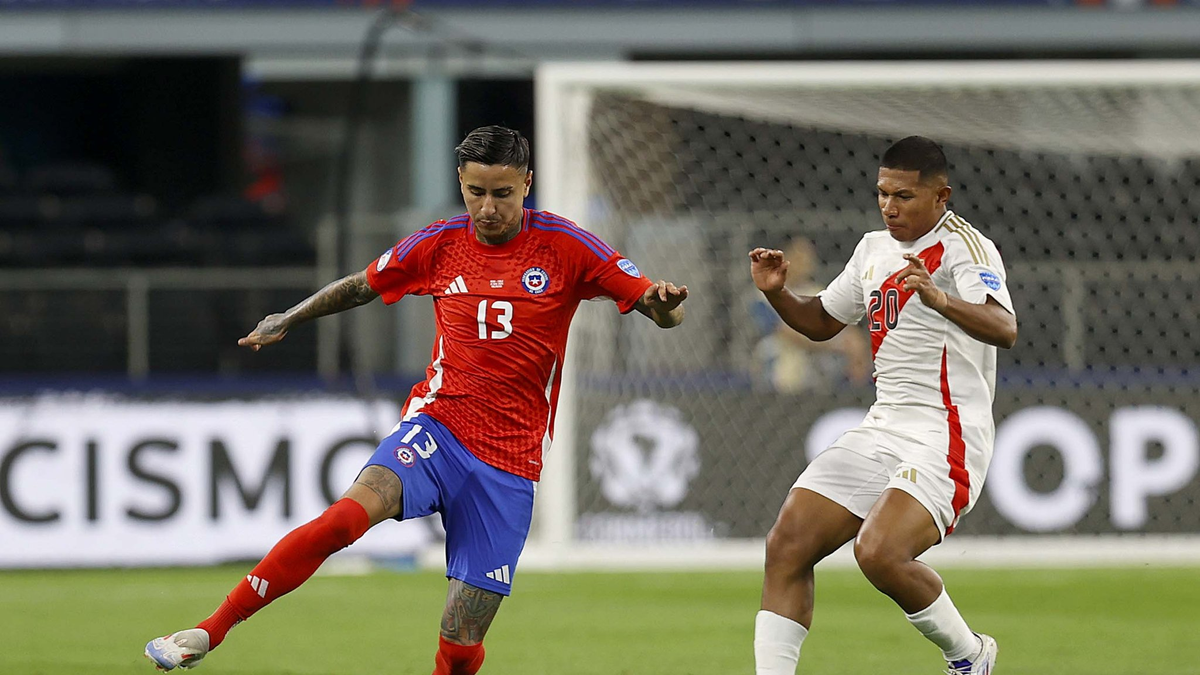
[818, 210, 1015, 419]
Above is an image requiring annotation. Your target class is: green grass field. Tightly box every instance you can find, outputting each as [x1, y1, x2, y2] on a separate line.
[1, 565, 1196, 674]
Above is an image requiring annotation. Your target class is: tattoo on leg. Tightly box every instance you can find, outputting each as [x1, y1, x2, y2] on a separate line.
[352, 466, 403, 518]
[441, 579, 503, 644]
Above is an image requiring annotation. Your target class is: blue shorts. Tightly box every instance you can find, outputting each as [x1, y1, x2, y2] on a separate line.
[364, 413, 534, 596]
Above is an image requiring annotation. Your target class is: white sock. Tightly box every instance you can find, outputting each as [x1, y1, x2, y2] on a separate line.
[754, 610, 808, 674]
[904, 588, 981, 662]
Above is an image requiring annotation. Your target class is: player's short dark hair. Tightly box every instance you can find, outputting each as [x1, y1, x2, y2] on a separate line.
[455, 125, 530, 171]
[880, 136, 948, 183]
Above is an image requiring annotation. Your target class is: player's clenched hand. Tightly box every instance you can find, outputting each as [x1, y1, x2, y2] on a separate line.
[748, 247, 789, 293]
[238, 313, 290, 351]
[896, 254, 948, 311]
[641, 280, 689, 312]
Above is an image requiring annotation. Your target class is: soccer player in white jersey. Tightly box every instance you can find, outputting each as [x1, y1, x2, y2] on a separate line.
[749, 136, 1017, 675]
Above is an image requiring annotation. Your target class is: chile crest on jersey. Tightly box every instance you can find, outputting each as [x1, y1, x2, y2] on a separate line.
[394, 445, 416, 467]
[521, 267, 549, 295]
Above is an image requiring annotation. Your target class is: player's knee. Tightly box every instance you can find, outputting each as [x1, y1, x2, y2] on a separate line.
[435, 636, 485, 675]
[765, 521, 820, 572]
[764, 522, 795, 563]
[852, 532, 902, 585]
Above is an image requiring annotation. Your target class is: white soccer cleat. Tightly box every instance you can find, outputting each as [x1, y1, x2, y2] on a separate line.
[144, 628, 211, 671]
[946, 633, 998, 675]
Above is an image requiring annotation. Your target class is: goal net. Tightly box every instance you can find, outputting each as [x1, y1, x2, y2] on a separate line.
[528, 61, 1200, 568]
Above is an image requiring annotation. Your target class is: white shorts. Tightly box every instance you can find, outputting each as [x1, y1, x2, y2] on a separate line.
[792, 405, 993, 538]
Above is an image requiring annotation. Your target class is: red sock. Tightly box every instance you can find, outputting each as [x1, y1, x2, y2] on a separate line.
[432, 636, 485, 675]
[196, 498, 370, 649]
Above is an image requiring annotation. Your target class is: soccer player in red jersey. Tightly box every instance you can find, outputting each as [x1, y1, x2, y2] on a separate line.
[144, 125, 688, 674]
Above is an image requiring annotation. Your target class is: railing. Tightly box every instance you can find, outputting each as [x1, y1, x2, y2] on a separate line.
[0, 212, 454, 382]
[1, 259, 1194, 384]
[1008, 260, 1199, 373]
[0, 267, 323, 379]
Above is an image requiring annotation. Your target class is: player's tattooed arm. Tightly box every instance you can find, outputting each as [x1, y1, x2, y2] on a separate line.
[441, 579, 504, 645]
[238, 271, 379, 350]
[635, 279, 689, 328]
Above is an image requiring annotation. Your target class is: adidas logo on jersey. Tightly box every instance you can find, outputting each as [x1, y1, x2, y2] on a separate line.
[444, 275, 468, 295]
[484, 564, 511, 584]
[246, 574, 270, 598]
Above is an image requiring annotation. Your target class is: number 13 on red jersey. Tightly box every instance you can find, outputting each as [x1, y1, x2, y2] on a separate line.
[477, 300, 514, 340]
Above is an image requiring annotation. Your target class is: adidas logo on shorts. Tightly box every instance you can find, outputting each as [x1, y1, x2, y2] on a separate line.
[485, 565, 511, 584]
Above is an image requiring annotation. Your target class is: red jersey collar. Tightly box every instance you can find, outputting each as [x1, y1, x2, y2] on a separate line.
[467, 208, 530, 254]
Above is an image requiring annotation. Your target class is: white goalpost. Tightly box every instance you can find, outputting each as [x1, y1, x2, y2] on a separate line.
[525, 60, 1200, 570]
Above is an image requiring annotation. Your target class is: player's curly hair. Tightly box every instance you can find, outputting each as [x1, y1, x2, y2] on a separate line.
[881, 135, 948, 183]
[455, 125, 530, 171]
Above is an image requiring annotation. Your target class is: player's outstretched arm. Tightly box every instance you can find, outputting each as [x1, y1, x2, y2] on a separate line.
[897, 253, 1018, 349]
[634, 280, 688, 328]
[238, 271, 380, 351]
[749, 247, 846, 342]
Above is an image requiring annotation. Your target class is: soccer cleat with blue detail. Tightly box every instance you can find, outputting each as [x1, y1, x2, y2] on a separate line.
[946, 633, 997, 675]
[144, 628, 210, 671]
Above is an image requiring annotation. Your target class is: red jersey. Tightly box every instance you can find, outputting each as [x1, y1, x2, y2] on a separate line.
[365, 208, 653, 481]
